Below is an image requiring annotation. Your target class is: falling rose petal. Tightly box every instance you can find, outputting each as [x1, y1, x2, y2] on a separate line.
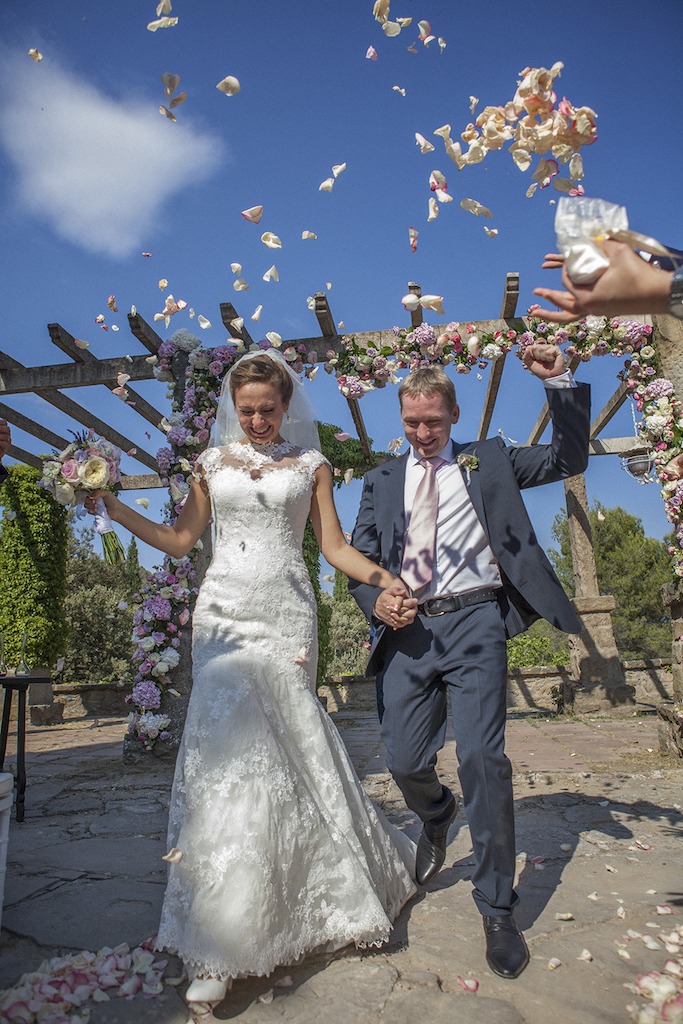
[332, 163, 347, 178]
[343, 468, 355, 485]
[158, 278, 168, 290]
[396, 17, 413, 27]
[135, 498, 150, 509]
[469, 95, 479, 114]
[216, 75, 240, 95]
[107, 295, 118, 312]
[197, 315, 211, 329]
[417, 19, 432, 39]
[569, 152, 584, 180]
[275, 976, 294, 988]
[241, 205, 264, 224]
[409, 226, 418, 252]
[230, 317, 244, 332]
[373, 0, 390, 20]
[157, 0, 172, 13]
[142, 252, 152, 258]
[306, 296, 315, 310]
[263, 265, 279, 283]
[160, 72, 180, 98]
[251, 305, 263, 321]
[429, 169, 447, 192]
[326, 281, 332, 290]
[294, 647, 309, 665]
[657, 905, 674, 915]
[401, 292, 420, 312]
[635, 840, 653, 851]
[258, 990, 274, 1004]
[147, 16, 179, 31]
[112, 387, 129, 399]
[230, 264, 242, 276]
[334, 432, 351, 441]
[415, 133, 435, 154]
[618, 949, 631, 960]
[162, 848, 183, 863]
[28, 48, 43, 62]
[642, 936, 661, 950]
[189, 308, 195, 317]
[323, 574, 335, 583]
[306, 365, 318, 381]
[387, 437, 404, 453]
[392, 85, 406, 96]
[457, 977, 479, 993]
[95, 313, 106, 323]
[532, 157, 559, 189]
[159, 104, 176, 121]
[569, 184, 585, 197]
[338, 320, 345, 329]
[319, 177, 335, 191]
[74, 338, 90, 350]
[301, 230, 317, 240]
[169, 91, 187, 109]
[526, 181, 539, 199]
[406, 43, 418, 53]
[617, 906, 627, 919]
[460, 197, 493, 218]
[233, 278, 250, 291]
[265, 331, 282, 346]
[438, 37, 447, 53]
[484, 227, 499, 238]
[552, 178, 575, 194]
[428, 197, 439, 221]
[577, 949, 593, 962]
[420, 294, 445, 315]
[422, 35, 436, 47]
[383, 21, 402, 36]
[547, 958, 562, 970]
[366, 45, 378, 60]
[587, 892, 599, 901]
[261, 232, 282, 249]
[435, 189, 452, 204]
[117, 373, 131, 386]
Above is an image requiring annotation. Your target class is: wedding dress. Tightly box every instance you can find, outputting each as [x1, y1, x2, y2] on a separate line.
[155, 441, 416, 982]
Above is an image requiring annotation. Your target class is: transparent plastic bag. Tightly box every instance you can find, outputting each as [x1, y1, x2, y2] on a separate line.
[554, 196, 629, 284]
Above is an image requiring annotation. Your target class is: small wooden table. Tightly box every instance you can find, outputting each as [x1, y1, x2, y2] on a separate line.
[0, 675, 43, 823]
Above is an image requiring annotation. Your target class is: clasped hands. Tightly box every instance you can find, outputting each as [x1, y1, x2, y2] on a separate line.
[373, 583, 418, 630]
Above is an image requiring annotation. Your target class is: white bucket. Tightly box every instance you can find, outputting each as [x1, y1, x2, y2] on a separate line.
[0, 772, 14, 933]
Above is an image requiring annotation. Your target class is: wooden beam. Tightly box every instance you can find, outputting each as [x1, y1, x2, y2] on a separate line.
[0, 351, 159, 472]
[47, 324, 166, 433]
[7, 445, 43, 470]
[127, 313, 164, 354]
[314, 293, 336, 338]
[120, 473, 164, 490]
[0, 403, 70, 452]
[501, 273, 520, 319]
[588, 437, 650, 456]
[0, 354, 156, 395]
[589, 382, 629, 440]
[526, 354, 581, 445]
[220, 302, 255, 347]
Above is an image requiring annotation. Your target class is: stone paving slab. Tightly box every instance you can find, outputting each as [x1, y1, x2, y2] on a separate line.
[0, 709, 681, 1024]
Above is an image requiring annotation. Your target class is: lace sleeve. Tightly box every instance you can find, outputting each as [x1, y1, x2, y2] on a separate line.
[302, 448, 332, 475]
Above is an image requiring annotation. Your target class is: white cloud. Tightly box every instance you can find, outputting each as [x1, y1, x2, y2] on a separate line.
[0, 53, 224, 258]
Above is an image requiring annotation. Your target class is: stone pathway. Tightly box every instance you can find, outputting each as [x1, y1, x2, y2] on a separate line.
[1, 707, 681, 1024]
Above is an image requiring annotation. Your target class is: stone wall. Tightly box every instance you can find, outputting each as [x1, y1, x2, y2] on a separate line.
[319, 659, 674, 716]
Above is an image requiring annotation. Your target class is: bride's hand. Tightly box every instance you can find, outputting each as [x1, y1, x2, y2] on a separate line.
[84, 489, 121, 519]
[374, 582, 418, 630]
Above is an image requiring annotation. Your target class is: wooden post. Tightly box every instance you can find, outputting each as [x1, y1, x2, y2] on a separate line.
[563, 473, 634, 711]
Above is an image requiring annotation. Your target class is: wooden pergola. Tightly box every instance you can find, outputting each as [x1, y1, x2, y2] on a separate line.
[0, 273, 648, 480]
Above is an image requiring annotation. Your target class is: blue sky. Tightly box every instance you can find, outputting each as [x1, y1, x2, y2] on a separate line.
[0, 0, 682, 577]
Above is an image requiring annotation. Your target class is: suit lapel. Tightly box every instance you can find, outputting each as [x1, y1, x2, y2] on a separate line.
[451, 440, 487, 529]
[381, 454, 409, 568]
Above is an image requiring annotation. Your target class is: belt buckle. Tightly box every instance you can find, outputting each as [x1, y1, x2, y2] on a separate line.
[423, 598, 448, 617]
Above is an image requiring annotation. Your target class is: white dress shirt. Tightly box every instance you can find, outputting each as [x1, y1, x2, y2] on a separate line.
[402, 372, 577, 600]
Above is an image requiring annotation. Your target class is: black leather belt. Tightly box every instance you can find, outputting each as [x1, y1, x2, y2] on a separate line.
[418, 586, 502, 617]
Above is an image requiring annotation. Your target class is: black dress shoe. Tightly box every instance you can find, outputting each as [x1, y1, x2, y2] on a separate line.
[415, 796, 457, 885]
[483, 915, 529, 978]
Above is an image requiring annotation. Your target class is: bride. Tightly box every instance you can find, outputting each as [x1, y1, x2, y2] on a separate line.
[87, 349, 417, 1019]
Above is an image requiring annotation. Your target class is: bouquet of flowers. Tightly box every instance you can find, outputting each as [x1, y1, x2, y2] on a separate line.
[40, 431, 126, 563]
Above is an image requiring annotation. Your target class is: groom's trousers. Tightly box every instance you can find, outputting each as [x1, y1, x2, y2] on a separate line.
[375, 597, 518, 918]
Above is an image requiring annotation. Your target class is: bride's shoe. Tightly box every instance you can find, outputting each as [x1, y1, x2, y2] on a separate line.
[185, 976, 232, 1015]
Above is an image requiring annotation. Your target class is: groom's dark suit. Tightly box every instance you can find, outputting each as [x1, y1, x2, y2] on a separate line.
[350, 382, 590, 917]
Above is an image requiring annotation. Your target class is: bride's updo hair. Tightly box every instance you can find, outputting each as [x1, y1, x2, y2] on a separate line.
[229, 353, 294, 405]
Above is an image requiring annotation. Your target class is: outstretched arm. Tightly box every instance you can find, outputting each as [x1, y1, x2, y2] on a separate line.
[532, 240, 672, 321]
[310, 463, 416, 628]
[85, 477, 212, 559]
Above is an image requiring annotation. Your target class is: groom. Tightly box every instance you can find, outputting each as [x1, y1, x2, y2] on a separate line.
[349, 343, 590, 979]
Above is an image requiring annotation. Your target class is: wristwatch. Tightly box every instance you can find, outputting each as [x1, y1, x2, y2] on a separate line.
[669, 265, 683, 319]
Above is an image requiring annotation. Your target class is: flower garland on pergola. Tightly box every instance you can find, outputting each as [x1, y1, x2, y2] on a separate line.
[126, 314, 682, 750]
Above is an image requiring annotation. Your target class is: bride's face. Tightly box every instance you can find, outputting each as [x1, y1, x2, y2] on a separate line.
[234, 382, 289, 445]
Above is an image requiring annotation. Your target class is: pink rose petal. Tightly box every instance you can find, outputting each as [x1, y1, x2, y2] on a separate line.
[241, 205, 264, 224]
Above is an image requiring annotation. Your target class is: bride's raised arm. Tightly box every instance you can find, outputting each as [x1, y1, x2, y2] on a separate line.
[85, 476, 212, 559]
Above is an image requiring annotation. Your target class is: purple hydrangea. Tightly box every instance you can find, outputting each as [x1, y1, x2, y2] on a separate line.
[143, 595, 173, 621]
[167, 426, 193, 447]
[644, 379, 674, 400]
[131, 680, 162, 710]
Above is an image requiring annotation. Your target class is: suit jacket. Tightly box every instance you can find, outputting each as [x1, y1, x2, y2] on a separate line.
[349, 383, 591, 673]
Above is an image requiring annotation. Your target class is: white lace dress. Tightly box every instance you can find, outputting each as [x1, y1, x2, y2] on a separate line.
[155, 441, 416, 982]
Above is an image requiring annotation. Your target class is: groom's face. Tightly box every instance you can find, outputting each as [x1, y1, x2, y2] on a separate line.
[400, 392, 459, 458]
